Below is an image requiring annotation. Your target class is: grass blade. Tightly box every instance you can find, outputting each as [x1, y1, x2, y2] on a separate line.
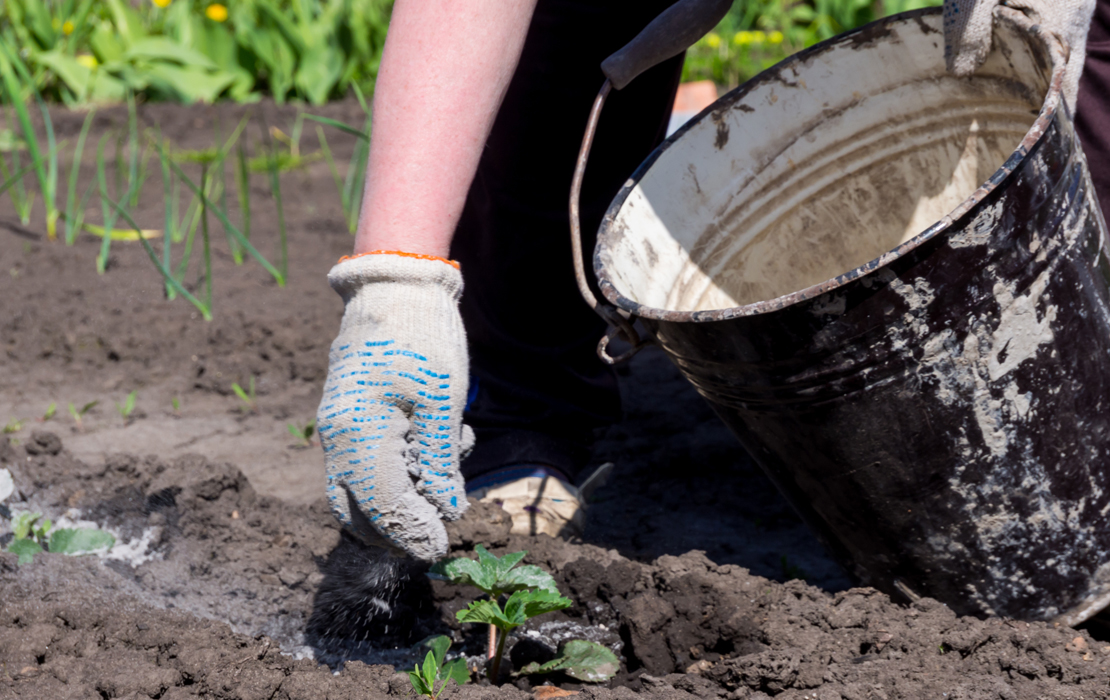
[108, 196, 212, 321]
[0, 51, 50, 236]
[95, 133, 119, 274]
[159, 136, 175, 299]
[157, 142, 285, 286]
[65, 108, 96, 245]
[258, 122, 288, 281]
[235, 139, 251, 250]
[200, 164, 213, 313]
[303, 114, 369, 141]
[315, 125, 351, 231]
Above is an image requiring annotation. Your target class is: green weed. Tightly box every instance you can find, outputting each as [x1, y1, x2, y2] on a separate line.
[2, 418, 24, 434]
[116, 390, 137, 421]
[231, 377, 257, 413]
[287, 419, 315, 447]
[6, 510, 116, 566]
[429, 546, 617, 683]
[68, 400, 97, 430]
[408, 635, 469, 699]
[39, 403, 56, 423]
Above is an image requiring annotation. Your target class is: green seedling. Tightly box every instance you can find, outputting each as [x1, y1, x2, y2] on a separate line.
[0, 134, 34, 225]
[68, 400, 98, 430]
[158, 140, 285, 288]
[39, 403, 56, 423]
[307, 105, 371, 235]
[6, 510, 115, 566]
[287, 419, 315, 447]
[171, 397, 181, 414]
[0, 41, 60, 239]
[408, 635, 470, 699]
[63, 109, 96, 245]
[256, 111, 289, 280]
[231, 377, 257, 413]
[116, 390, 138, 421]
[2, 418, 24, 434]
[430, 546, 617, 683]
[233, 139, 251, 265]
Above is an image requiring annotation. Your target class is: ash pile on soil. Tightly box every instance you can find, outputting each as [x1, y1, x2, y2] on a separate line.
[4, 434, 1110, 699]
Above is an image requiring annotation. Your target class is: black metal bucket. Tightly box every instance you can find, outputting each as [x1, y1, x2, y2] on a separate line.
[583, 8, 1110, 623]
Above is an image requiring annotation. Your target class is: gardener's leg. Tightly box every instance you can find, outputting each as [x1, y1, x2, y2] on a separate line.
[451, 0, 684, 489]
[1077, 0, 1110, 219]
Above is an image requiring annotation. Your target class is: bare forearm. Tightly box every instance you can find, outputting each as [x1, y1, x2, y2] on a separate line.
[353, 0, 538, 258]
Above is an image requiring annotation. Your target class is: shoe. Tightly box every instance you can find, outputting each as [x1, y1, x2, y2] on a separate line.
[466, 463, 613, 538]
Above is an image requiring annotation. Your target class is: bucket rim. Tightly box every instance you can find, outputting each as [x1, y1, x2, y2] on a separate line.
[594, 7, 1068, 323]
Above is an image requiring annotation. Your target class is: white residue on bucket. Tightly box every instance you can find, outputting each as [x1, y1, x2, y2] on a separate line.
[949, 199, 1004, 249]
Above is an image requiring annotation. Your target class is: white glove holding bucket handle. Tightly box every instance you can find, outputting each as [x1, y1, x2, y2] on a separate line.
[943, 0, 1096, 114]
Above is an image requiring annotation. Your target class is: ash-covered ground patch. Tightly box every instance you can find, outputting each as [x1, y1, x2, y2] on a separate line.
[4, 434, 1110, 699]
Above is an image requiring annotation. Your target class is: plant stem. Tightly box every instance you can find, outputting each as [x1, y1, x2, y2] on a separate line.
[487, 624, 496, 660]
[489, 627, 507, 684]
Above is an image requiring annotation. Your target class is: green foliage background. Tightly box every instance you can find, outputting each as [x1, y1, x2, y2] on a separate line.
[0, 1, 948, 106]
[683, 0, 942, 87]
[1, 0, 392, 105]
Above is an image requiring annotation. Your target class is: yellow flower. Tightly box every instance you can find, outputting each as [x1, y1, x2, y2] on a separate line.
[76, 54, 98, 70]
[733, 31, 753, 46]
[62, 20, 74, 35]
[752, 31, 766, 44]
[153, 0, 172, 7]
[769, 31, 784, 45]
[205, 3, 228, 21]
[705, 32, 721, 49]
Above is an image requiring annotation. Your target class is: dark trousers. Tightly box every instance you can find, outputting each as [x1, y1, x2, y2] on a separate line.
[1078, 0, 1110, 223]
[452, 0, 684, 483]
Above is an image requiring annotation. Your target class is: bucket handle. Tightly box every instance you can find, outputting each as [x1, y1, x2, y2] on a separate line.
[570, 0, 733, 364]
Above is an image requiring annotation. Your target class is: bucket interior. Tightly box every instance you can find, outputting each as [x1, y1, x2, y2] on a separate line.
[599, 12, 1051, 314]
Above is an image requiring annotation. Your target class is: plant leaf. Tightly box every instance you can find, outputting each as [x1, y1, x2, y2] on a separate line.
[503, 588, 572, 626]
[8, 537, 42, 565]
[49, 528, 115, 555]
[408, 662, 433, 697]
[426, 635, 451, 668]
[499, 564, 560, 594]
[124, 37, 218, 70]
[515, 640, 619, 683]
[11, 511, 41, 540]
[441, 658, 469, 686]
[455, 599, 511, 629]
[428, 554, 496, 595]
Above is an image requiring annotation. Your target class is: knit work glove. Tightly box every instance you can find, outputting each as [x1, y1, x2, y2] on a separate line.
[317, 252, 471, 562]
[943, 0, 1096, 113]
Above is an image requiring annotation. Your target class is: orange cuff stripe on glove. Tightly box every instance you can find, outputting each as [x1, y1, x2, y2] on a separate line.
[339, 249, 460, 270]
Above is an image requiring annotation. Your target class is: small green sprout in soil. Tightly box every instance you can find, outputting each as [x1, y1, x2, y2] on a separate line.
[287, 419, 315, 447]
[5, 511, 116, 566]
[39, 402, 56, 423]
[429, 545, 618, 684]
[69, 400, 98, 430]
[171, 397, 181, 414]
[116, 391, 138, 422]
[2, 418, 24, 434]
[409, 635, 470, 699]
[232, 377, 257, 413]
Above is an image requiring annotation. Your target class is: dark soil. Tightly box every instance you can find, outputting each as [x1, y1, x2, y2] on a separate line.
[3, 100, 1108, 699]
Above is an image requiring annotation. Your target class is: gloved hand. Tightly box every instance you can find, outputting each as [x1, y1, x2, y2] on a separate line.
[943, 0, 1096, 113]
[317, 251, 471, 563]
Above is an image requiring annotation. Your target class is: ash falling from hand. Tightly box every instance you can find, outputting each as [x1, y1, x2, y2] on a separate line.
[305, 533, 443, 667]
